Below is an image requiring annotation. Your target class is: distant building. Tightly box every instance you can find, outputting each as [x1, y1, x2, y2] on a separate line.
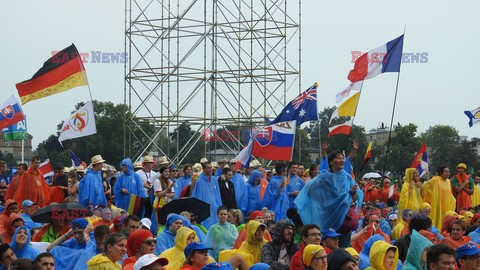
[366, 123, 396, 146]
[0, 133, 33, 164]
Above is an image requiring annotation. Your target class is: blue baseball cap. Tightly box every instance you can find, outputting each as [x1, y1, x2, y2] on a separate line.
[22, 200, 35, 208]
[456, 243, 480, 260]
[184, 242, 213, 257]
[201, 262, 234, 270]
[321, 228, 341, 240]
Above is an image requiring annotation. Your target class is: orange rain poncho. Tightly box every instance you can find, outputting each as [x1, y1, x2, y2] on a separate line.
[422, 175, 456, 231]
[12, 167, 51, 208]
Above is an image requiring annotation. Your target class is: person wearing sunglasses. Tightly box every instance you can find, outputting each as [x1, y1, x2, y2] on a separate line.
[122, 229, 155, 270]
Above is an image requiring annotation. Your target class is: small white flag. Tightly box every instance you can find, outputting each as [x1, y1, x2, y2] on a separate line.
[58, 101, 97, 146]
[335, 81, 362, 103]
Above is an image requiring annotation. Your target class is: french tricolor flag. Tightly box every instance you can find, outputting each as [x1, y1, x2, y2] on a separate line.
[348, 35, 404, 83]
[328, 118, 353, 137]
[0, 96, 25, 131]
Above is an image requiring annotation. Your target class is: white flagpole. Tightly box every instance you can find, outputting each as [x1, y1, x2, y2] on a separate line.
[21, 139, 24, 163]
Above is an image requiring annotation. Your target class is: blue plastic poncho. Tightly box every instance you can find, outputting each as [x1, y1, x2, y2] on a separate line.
[155, 214, 183, 255]
[19, 213, 42, 230]
[70, 244, 101, 270]
[231, 172, 246, 208]
[272, 188, 290, 221]
[174, 174, 192, 199]
[319, 156, 328, 171]
[114, 159, 146, 211]
[10, 226, 39, 260]
[286, 174, 305, 208]
[78, 169, 108, 208]
[250, 263, 272, 270]
[50, 246, 83, 269]
[294, 169, 355, 230]
[191, 173, 222, 229]
[261, 175, 284, 210]
[356, 188, 364, 211]
[206, 222, 238, 260]
[241, 170, 262, 215]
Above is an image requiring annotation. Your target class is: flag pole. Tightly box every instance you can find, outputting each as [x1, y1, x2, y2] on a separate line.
[21, 139, 24, 163]
[382, 25, 406, 175]
[86, 84, 101, 150]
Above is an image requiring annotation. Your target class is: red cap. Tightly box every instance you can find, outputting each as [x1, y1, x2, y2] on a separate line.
[249, 210, 263, 220]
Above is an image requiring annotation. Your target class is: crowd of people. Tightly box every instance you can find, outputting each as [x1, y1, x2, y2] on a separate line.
[0, 142, 478, 270]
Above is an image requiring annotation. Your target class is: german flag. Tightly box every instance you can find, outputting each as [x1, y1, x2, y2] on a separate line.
[360, 142, 373, 171]
[16, 44, 88, 104]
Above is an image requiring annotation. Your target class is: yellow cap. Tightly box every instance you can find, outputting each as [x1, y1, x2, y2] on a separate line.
[303, 244, 325, 267]
[457, 163, 467, 170]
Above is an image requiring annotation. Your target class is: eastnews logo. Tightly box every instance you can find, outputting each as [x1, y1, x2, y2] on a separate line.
[351, 51, 429, 63]
[51, 51, 128, 64]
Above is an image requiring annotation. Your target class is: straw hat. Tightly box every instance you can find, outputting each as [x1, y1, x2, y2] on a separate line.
[91, 155, 105, 165]
[211, 162, 219, 168]
[133, 162, 143, 169]
[75, 166, 86, 173]
[158, 156, 169, 165]
[229, 159, 237, 164]
[219, 158, 228, 163]
[143, 155, 155, 164]
[200, 157, 208, 163]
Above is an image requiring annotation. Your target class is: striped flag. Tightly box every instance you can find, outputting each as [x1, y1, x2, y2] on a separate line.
[128, 194, 148, 217]
[360, 143, 373, 171]
[16, 44, 88, 104]
[328, 118, 353, 137]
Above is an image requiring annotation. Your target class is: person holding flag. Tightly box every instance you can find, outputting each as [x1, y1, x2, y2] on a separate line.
[113, 158, 146, 212]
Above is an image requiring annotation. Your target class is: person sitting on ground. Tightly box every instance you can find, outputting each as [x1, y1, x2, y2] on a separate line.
[140, 218, 151, 231]
[234, 211, 272, 248]
[0, 213, 24, 244]
[261, 219, 299, 270]
[0, 200, 19, 232]
[394, 213, 433, 263]
[440, 219, 477, 249]
[425, 244, 456, 270]
[227, 209, 244, 233]
[155, 214, 184, 255]
[391, 209, 413, 240]
[238, 220, 268, 263]
[69, 225, 111, 270]
[206, 206, 238, 260]
[403, 230, 433, 270]
[326, 248, 359, 270]
[0, 243, 17, 270]
[46, 218, 90, 251]
[302, 244, 327, 270]
[290, 224, 322, 270]
[352, 213, 391, 253]
[10, 226, 39, 260]
[32, 215, 70, 243]
[180, 242, 249, 270]
[160, 226, 215, 269]
[364, 240, 398, 270]
[320, 228, 341, 254]
[93, 208, 113, 229]
[120, 215, 140, 238]
[87, 233, 127, 270]
[19, 200, 41, 231]
[33, 252, 55, 270]
[122, 229, 155, 270]
[133, 254, 168, 270]
[456, 243, 480, 270]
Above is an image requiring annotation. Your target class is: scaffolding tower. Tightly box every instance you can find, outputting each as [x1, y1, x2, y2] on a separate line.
[124, 0, 301, 164]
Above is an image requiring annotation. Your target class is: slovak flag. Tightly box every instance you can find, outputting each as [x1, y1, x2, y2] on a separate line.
[0, 96, 25, 131]
[267, 83, 318, 126]
[251, 121, 296, 161]
[410, 143, 429, 178]
[348, 35, 404, 82]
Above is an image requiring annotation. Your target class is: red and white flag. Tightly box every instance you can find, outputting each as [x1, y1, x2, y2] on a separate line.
[328, 119, 353, 137]
[39, 159, 54, 178]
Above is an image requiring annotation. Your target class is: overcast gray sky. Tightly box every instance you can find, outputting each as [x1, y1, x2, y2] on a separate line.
[1, 0, 479, 149]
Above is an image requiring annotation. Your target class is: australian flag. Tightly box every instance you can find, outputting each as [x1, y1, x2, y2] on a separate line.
[267, 83, 318, 126]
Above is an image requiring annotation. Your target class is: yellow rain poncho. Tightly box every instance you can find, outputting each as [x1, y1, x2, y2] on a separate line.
[398, 169, 423, 216]
[423, 175, 456, 231]
[238, 220, 269, 263]
[159, 227, 215, 270]
[86, 254, 121, 270]
[472, 183, 480, 207]
[365, 241, 399, 270]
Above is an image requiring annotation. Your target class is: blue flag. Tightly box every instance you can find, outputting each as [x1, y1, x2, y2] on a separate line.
[69, 150, 81, 167]
[267, 83, 318, 126]
[464, 106, 480, 127]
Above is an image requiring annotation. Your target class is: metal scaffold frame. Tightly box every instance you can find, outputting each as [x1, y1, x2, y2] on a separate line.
[124, 0, 301, 164]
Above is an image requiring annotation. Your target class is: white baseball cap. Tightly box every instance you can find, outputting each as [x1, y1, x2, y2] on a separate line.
[134, 254, 168, 270]
[140, 218, 152, 230]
